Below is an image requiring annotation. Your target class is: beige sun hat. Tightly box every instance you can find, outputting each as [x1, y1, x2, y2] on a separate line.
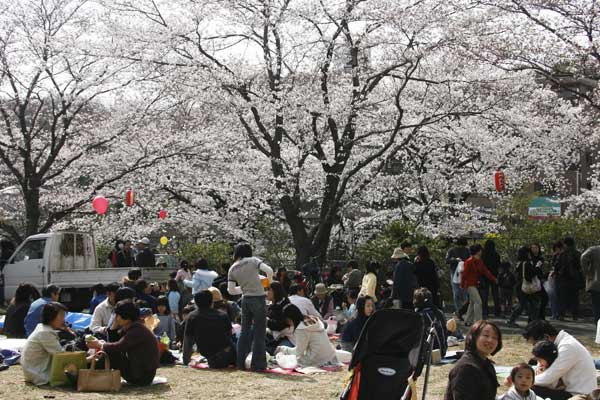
[314, 283, 328, 295]
[391, 247, 405, 259]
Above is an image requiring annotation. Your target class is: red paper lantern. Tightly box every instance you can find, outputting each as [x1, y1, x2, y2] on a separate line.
[92, 196, 109, 215]
[494, 170, 506, 192]
[159, 210, 167, 220]
[125, 188, 135, 207]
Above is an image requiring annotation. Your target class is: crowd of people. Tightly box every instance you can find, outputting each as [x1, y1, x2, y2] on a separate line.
[3, 242, 346, 387]
[443, 236, 600, 327]
[1, 237, 599, 399]
[105, 238, 156, 269]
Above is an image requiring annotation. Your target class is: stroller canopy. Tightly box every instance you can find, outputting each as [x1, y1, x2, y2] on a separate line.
[349, 308, 424, 370]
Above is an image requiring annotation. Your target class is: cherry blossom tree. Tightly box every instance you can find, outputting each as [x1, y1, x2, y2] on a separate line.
[2, 0, 596, 267]
[90, 0, 596, 265]
[472, 0, 599, 111]
[102, 0, 520, 265]
[0, 0, 190, 242]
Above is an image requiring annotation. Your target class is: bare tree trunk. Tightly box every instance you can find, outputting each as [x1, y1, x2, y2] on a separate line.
[23, 184, 41, 238]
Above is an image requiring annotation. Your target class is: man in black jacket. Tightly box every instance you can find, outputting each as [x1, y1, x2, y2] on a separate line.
[117, 240, 135, 268]
[555, 237, 583, 321]
[392, 241, 417, 309]
[183, 290, 235, 369]
[135, 238, 155, 269]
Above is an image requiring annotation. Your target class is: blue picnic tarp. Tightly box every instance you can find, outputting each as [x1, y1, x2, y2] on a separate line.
[0, 349, 20, 365]
[0, 312, 91, 331]
[65, 312, 92, 331]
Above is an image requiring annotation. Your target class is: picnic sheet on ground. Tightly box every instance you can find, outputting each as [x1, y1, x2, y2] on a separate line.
[0, 349, 21, 365]
[0, 338, 27, 352]
[189, 359, 341, 375]
[65, 312, 92, 331]
[437, 350, 462, 365]
[190, 361, 302, 375]
[122, 376, 168, 385]
[495, 366, 513, 379]
[0, 312, 90, 331]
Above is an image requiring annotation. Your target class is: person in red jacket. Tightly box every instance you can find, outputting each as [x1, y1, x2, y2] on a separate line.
[462, 244, 497, 326]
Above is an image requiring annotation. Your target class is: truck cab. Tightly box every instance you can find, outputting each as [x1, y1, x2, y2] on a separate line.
[2, 232, 97, 308]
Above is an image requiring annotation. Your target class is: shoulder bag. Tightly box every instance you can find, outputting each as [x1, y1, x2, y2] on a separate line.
[521, 262, 542, 295]
[77, 351, 122, 392]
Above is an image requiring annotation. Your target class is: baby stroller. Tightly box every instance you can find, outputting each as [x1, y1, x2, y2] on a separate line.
[340, 309, 430, 400]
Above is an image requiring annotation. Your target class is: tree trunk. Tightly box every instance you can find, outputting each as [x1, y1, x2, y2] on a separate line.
[23, 186, 41, 238]
[281, 194, 338, 269]
[290, 222, 333, 269]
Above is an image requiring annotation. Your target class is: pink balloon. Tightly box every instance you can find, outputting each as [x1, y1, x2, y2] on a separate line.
[92, 196, 109, 215]
[159, 210, 167, 220]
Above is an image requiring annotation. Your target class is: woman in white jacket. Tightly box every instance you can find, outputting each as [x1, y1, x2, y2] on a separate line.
[276, 304, 339, 368]
[21, 302, 69, 385]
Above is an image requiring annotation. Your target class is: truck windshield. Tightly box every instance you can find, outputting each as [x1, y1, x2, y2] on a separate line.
[12, 239, 46, 262]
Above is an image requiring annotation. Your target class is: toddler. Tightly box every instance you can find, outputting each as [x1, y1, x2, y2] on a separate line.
[498, 363, 544, 400]
[532, 340, 558, 373]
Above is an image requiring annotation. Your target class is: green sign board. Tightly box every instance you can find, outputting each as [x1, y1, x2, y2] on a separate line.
[528, 197, 561, 219]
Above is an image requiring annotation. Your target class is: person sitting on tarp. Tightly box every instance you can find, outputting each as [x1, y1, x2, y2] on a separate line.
[90, 282, 121, 339]
[87, 300, 159, 386]
[266, 281, 293, 355]
[182, 290, 236, 369]
[311, 283, 334, 320]
[89, 284, 107, 315]
[275, 304, 339, 368]
[340, 296, 374, 352]
[24, 285, 60, 338]
[21, 302, 69, 385]
[104, 287, 136, 343]
[4, 283, 39, 338]
[413, 287, 448, 359]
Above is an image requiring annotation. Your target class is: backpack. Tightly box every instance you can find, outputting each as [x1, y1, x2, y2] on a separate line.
[452, 261, 464, 285]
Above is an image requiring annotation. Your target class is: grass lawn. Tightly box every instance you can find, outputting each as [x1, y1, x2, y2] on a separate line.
[1, 333, 598, 400]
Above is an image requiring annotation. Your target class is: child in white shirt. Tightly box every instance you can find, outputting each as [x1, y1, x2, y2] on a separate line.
[498, 363, 545, 400]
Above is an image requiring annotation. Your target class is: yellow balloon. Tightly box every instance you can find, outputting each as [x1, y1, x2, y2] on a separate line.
[160, 236, 168, 246]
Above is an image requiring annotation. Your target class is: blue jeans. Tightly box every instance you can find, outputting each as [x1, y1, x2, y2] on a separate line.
[591, 291, 600, 324]
[237, 295, 267, 371]
[451, 272, 466, 315]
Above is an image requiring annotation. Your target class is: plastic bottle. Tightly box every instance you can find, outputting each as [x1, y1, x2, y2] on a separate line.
[160, 332, 170, 347]
[86, 334, 96, 356]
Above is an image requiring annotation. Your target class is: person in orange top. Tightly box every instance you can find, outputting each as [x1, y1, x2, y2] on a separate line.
[462, 244, 497, 326]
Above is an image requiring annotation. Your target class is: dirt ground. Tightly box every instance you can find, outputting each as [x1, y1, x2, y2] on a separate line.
[1, 331, 598, 400]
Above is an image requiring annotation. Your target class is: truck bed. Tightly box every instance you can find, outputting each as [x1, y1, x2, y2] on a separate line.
[51, 268, 177, 287]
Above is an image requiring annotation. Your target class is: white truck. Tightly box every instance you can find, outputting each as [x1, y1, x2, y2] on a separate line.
[1, 231, 176, 311]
